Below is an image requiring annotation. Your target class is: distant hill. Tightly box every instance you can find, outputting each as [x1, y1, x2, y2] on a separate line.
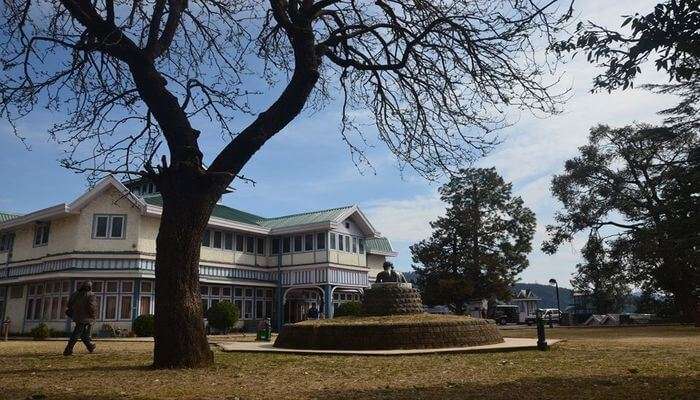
[513, 283, 574, 309]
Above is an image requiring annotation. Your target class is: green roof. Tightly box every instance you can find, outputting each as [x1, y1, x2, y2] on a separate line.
[0, 211, 21, 224]
[143, 196, 354, 229]
[365, 237, 394, 254]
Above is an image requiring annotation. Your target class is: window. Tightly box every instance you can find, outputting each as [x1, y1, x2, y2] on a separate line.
[338, 234, 344, 251]
[282, 237, 291, 253]
[265, 300, 273, 319]
[246, 236, 255, 253]
[120, 296, 132, 320]
[345, 222, 350, 229]
[330, 233, 336, 250]
[92, 215, 126, 239]
[244, 288, 253, 298]
[224, 232, 233, 250]
[256, 288, 264, 298]
[345, 236, 350, 252]
[140, 296, 152, 315]
[222, 287, 231, 297]
[201, 285, 209, 296]
[271, 238, 280, 255]
[255, 300, 264, 319]
[106, 281, 119, 293]
[316, 232, 326, 250]
[235, 234, 244, 251]
[352, 237, 357, 253]
[140, 281, 153, 293]
[33, 223, 50, 246]
[9, 285, 23, 299]
[105, 296, 118, 320]
[256, 237, 265, 255]
[294, 235, 302, 252]
[202, 229, 211, 247]
[213, 231, 222, 248]
[234, 287, 243, 297]
[244, 299, 253, 319]
[0, 232, 14, 252]
[211, 286, 220, 296]
[121, 281, 133, 293]
[359, 238, 365, 253]
[304, 234, 314, 251]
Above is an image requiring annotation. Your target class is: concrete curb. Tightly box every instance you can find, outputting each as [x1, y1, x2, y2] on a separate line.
[217, 337, 564, 356]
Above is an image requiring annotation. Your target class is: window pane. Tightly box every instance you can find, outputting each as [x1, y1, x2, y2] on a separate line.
[51, 297, 60, 320]
[42, 225, 50, 244]
[213, 231, 222, 248]
[330, 233, 336, 250]
[244, 288, 253, 298]
[338, 234, 344, 251]
[345, 236, 350, 252]
[93, 216, 108, 238]
[120, 296, 132, 320]
[106, 281, 118, 293]
[304, 234, 314, 251]
[222, 287, 231, 297]
[224, 232, 233, 250]
[294, 236, 302, 252]
[121, 281, 133, 293]
[105, 296, 117, 319]
[257, 238, 265, 255]
[352, 237, 357, 253]
[140, 297, 151, 316]
[26, 299, 34, 319]
[256, 300, 264, 319]
[211, 286, 220, 296]
[359, 238, 365, 253]
[256, 288, 263, 298]
[317, 233, 326, 250]
[60, 296, 68, 318]
[236, 235, 244, 251]
[246, 236, 254, 253]
[234, 288, 243, 297]
[244, 299, 253, 319]
[94, 297, 102, 320]
[110, 216, 124, 238]
[93, 281, 103, 293]
[202, 230, 211, 247]
[265, 300, 273, 319]
[43, 297, 51, 320]
[234, 299, 243, 316]
[140, 281, 152, 293]
[200, 285, 209, 296]
[62, 281, 70, 292]
[282, 237, 291, 253]
[271, 238, 280, 254]
[202, 299, 209, 314]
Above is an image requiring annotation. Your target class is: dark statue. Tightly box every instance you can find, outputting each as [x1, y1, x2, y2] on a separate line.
[376, 261, 407, 283]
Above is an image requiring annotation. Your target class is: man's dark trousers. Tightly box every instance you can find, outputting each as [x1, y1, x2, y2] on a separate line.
[65, 323, 95, 354]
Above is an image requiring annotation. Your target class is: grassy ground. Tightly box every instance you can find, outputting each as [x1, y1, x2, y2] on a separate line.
[0, 326, 697, 400]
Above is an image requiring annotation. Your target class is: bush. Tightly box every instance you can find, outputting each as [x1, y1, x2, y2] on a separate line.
[30, 323, 50, 340]
[133, 314, 155, 337]
[207, 301, 239, 333]
[334, 301, 362, 317]
[99, 323, 117, 338]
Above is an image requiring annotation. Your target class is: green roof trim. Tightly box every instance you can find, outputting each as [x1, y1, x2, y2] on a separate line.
[0, 211, 22, 224]
[143, 195, 354, 229]
[365, 237, 394, 254]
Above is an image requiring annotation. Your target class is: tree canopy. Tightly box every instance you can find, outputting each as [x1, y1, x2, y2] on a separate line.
[543, 124, 699, 320]
[412, 168, 536, 313]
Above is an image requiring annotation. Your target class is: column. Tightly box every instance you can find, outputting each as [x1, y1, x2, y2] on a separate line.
[324, 285, 333, 319]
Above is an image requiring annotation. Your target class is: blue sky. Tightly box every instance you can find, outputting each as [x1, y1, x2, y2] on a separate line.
[0, 1, 676, 289]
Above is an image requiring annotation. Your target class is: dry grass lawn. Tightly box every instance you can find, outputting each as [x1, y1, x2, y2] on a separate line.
[0, 326, 697, 400]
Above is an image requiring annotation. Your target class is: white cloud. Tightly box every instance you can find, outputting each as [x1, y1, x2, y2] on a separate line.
[364, 195, 445, 243]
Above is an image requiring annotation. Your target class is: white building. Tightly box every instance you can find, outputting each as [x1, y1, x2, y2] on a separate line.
[0, 176, 396, 334]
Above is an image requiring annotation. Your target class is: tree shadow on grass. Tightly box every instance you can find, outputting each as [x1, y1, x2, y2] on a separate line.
[0, 363, 152, 376]
[316, 375, 699, 400]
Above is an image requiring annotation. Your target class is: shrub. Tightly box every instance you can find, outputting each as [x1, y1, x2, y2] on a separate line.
[207, 301, 239, 333]
[99, 323, 117, 338]
[30, 323, 50, 340]
[133, 314, 155, 337]
[334, 301, 362, 317]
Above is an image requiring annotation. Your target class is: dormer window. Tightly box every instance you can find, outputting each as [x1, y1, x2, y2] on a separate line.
[93, 215, 126, 239]
[33, 222, 50, 246]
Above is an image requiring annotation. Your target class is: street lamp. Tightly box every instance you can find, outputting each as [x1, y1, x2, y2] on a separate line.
[549, 278, 561, 313]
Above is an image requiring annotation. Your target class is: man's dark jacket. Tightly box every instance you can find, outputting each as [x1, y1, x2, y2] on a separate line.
[66, 289, 98, 324]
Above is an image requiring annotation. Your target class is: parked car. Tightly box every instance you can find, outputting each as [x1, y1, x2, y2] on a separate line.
[426, 305, 451, 315]
[525, 308, 561, 325]
[491, 305, 520, 325]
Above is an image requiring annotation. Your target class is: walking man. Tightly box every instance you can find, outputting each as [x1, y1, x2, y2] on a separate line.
[64, 281, 98, 356]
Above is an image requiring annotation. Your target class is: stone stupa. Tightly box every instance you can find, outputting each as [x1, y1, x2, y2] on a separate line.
[274, 262, 503, 350]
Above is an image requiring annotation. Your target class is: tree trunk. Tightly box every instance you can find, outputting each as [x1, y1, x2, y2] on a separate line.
[152, 174, 218, 368]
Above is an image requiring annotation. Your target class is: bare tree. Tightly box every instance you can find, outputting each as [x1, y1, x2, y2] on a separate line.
[1, 0, 572, 368]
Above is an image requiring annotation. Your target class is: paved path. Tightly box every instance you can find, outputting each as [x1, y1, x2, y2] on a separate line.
[218, 337, 563, 356]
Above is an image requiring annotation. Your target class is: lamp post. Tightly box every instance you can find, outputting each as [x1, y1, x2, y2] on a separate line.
[549, 278, 561, 313]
